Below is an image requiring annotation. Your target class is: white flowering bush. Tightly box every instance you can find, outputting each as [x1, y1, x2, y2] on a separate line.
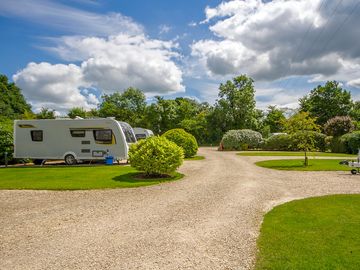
[221, 129, 263, 150]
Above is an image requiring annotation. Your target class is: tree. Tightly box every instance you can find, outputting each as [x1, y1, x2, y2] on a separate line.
[98, 87, 146, 127]
[0, 74, 31, 119]
[36, 107, 56, 119]
[284, 112, 320, 166]
[264, 106, 286, 133]
[68, 107, 87, 119]
[299, 81, 353, 126]
[217, 75, 258, 130]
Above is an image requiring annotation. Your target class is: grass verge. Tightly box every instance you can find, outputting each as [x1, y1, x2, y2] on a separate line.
[238, 151, 355, 157]
[255, 159, 354, 171]
[185, 155, 205, 160]
[0, 166, 183, 190]
[256, 195, 360, 270]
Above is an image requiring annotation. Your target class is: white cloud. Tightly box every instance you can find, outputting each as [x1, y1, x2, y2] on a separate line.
[192, 0, 360, 86]
[0, 0, 142, 36]
[13, 62, 99, 112]
[13, 34, 185, 112]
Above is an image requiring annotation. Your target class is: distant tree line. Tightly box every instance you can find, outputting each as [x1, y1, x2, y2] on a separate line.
[1, 73, 360, 149]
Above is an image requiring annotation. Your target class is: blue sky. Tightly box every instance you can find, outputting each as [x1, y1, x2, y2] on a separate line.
[1, 0, 360, 113]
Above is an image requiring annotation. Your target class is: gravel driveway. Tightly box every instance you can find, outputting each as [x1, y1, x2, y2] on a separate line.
[1, 147, 360, 270]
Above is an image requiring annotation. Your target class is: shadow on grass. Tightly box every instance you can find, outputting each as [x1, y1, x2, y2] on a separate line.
[112, 172, 184, 184]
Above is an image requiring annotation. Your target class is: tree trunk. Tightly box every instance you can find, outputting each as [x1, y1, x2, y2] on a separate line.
[304, 151, 308, 166]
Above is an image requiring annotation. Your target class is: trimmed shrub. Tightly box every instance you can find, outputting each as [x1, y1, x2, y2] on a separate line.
[328, 136, 347, 153]
[340, 131, 360, 154]
[263, 134, 291, 151]
[324, 116, 354, 136]
[129, 136, 184, 176]
[162, 128, 198, 158]
[221, 129, 263, 150]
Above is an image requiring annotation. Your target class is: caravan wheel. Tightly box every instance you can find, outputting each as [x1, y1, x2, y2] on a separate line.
[65, 154, 77, 165]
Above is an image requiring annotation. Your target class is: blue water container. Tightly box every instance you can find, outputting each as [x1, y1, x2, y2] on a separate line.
[105, 156, 114, 165]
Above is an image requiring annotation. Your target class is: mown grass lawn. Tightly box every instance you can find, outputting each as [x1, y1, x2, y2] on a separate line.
[256, 195, 360, 270]
[0, 166, 183, 190]
[256, 159, 354, 171]
[185, 155, 205, 160]
[238, 151, 355, 157]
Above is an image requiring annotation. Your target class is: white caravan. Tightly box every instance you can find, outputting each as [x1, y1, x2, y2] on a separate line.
[133, 127, 154, 140]
[13, 118, 137, 165]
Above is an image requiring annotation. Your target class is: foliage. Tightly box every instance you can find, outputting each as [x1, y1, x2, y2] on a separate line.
[210, 75, 259, 141]
[0, 75, 31, 119]
[339, 131, 360, 154]
[324, 116, 354, 136]
[98, 87, 147, 127]
[299, 81, 353, 125]
[263, 134, 291, 151]
[129, 136, 184, 176]
[350, 100, 360, 121]
[290, 131, 326, 152]
[36, 107, 56, 119]
[256, 195, 360, 269]
[327, 136, 347, 153]
[0, 119, 13, 164]
[221, 129, 263, 150]
[264, 105, 286, 133]
[283, 111, 320, 134]
[0, 166, 183, 190]
[68, 107, 87, 119]
[162, 128, 198, 158]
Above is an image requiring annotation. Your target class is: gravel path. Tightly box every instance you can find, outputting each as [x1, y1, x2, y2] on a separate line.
[1, 147, 360, 270]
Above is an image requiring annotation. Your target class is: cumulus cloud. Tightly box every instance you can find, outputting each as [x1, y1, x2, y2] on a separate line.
[13, 62, 98, 112]
[13, 34, 185, 111]
[192, 0, 360, 85]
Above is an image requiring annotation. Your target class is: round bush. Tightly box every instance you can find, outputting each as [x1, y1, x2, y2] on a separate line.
[263, 134, 291, 151]
[339, 131, 360, 154]
[221, 129, 263, 150]
[162, 128, 198, 158]
[129, 136, 184, 176]
[290, 131, 327, 152]
[0, 124, 13, 164]
[324, 116, 354, 136]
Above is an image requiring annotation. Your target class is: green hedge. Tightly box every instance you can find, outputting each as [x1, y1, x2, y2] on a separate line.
[264, 131, 326, 152]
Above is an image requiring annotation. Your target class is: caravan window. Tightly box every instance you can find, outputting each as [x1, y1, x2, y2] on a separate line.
[31, 130, 43, 141]
[70, 130, 86, 137]
[93, 129, 112, 143]
[135, 134, 146, 140]
[119, 122, 136, 143]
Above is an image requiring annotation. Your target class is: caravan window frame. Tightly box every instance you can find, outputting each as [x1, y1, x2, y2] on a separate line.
[70, 130, 86, 137]
[93, 129, 113, 144]
[31, 130, 43, 142]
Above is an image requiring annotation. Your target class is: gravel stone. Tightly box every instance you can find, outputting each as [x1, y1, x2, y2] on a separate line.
[1, 147, 360, 270]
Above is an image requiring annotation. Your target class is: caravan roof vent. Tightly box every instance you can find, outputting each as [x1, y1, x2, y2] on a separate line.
[75, 116, 84, 119]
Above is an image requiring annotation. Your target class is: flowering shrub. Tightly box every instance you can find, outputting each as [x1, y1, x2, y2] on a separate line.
[324, 116, 354, 136]
[162, 128, 198, 158]
[129, 136, 184, 176]
[221, 129, 263, 150]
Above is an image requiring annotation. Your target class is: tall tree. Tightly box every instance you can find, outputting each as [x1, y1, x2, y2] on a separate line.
[299, 81, 353, 126]
[217, 75, 258, 130]
[264, 106, 286, 133]
[98, 87, 146, 127]
[0, 74, 31, 119]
